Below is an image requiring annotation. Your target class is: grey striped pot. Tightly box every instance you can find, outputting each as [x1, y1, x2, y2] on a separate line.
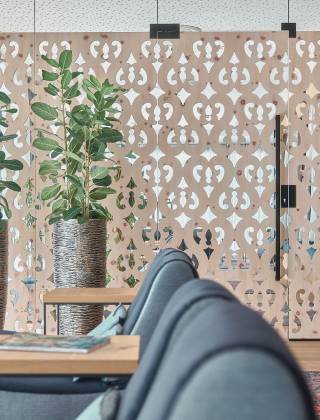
[53, 219, 106, 335]
[0, 221, 8, 329]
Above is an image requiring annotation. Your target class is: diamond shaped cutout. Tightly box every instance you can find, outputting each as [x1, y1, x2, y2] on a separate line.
[175, 212, 191, 228]
[175, 150, 191, 167]
[227, 88, 242, 105]
[228, 150, 242, 167]
[252, 83, 268, 99]
[306, 82, 320, 99]
[124, 88, 140, 105]
[227, 212, 242, 229]
[177, 88, 191, 105]
[306, 145, 319, 161]
[201, 206, 216, 224]
[150, 83, 165, 100]
[201, 82, 216, 99]
[201, 146, 216, 162]
[252, 207, 268, 224]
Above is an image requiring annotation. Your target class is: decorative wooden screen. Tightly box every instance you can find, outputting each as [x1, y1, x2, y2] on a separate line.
[1, 31, 297, 337]
[288, 31, 320, 339]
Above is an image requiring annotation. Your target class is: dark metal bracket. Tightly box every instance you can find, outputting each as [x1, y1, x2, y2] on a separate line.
[281, 185, 296, 208]
[281, 22, 297, 38]
[150, 23, 180, 39]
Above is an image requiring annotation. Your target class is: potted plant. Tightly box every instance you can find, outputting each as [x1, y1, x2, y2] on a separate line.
[0, 92, 23, 328]
[32, 50, 124, 334]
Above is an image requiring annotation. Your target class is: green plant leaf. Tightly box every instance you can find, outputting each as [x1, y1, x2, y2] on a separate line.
[89, 187, 116, 200]
[31, 102, 58, 121]
[61, 70, 72, 89]
[90, 203, 112, 221]
[41, 184, 61, 200]
[59, 49, 72, 69]
[73, 126, 90, 143]
[66, 174, 84, 189]
[39, 160, 61, 176]
[0, 151, 5, 160]
[45, 83, 59, 96]
[41, 54, 59, 68]
[42, 70, 59, 81]
[0, 195, 11, 218]
[33, 137, 60, 151]
[89, 75, 101, 89]
[50, 147, 64, 158]
[0, 134, 17, 142]
[66, 151, 83, 165]
[0, 180, 21, 191]
[0, 92, 10, 105]
[95, 128, 123, 143]
[66, 159, 79, 175]
[52, 198, 68, 213]
[71, 71, 83, 79]
[5, 108, 18, 114]
[93, 175, 112, 187]
[63, 206, 81, 221]
[48, 213, 63, 224]
[64, 82, 80, 99]
[0, 159, 23, 171]
[91, 166, 108, 180]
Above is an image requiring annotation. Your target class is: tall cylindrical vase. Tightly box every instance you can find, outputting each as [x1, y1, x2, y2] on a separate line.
[0, 221, 8, 329]
[53, 219, 106, 335]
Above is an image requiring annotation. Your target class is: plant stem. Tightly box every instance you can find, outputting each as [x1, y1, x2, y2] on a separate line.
[38, 128, 64, 141]
[60, 79, 71, 209]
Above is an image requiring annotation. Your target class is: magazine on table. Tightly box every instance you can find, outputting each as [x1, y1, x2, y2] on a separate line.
[0, 333, 109, 353]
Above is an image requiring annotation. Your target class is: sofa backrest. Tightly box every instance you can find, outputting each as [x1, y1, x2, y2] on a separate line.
[134, 299, 315, 420]
[123, 248, 198, 354]
[118, 279, 236, 420]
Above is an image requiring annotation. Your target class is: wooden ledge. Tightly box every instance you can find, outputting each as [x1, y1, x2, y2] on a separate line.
[43, 287, 137, 304]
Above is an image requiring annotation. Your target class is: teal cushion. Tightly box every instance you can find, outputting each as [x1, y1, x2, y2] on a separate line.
[88, 304, 127, 337]
[73, 305, 127, 383]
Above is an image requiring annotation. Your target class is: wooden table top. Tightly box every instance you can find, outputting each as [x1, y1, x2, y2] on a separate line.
[0, 335, 140, 376]
[43, 287, 137, 304]
[289, 341, 320, 372]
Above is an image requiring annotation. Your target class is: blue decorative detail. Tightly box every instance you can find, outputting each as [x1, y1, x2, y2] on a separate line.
[282, 239, 291, 253]
[21, 276, 37, 290]
[307, 247, 317, 259]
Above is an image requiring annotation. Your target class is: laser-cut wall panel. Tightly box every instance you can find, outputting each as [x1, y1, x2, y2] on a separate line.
[0, 34, 37, 332]
[288, 32, 320, 339]
[4, 32, 292, 337]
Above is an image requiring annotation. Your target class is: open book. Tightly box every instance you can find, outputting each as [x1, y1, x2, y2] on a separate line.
[0, 333, 109, 353]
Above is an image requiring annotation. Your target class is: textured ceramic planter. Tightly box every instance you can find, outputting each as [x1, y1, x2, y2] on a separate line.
[0, 220, 8, 329]
[53, 219, 106, 335]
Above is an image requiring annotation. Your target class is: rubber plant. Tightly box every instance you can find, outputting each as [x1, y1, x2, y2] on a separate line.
[31, 49, 124, 224]
[0, 91, 23, 232]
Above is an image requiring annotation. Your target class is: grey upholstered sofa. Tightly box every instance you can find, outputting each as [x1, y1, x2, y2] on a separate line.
[79, 279, 315, 420]
[0, 248, 198, 420]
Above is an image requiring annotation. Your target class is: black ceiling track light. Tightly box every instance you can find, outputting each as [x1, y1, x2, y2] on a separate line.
[149, 0, 180, 39]
[281, 0, 296, 38]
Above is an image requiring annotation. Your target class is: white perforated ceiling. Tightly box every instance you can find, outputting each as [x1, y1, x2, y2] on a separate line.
[0, 0, 319, 32]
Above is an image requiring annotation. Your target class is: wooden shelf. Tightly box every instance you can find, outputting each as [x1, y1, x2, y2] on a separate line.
[289, 341, 320, 371]
[0, 335, 140, 376]
[43, 287, 137, 305]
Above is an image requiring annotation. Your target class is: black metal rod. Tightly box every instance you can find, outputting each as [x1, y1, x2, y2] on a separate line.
[275, 114, 281, 281]
[43, 303, 46, 335]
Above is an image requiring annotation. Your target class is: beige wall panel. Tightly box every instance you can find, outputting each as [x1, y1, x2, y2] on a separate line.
[3, 32, 290, 336]
[288, 32, 320, 339]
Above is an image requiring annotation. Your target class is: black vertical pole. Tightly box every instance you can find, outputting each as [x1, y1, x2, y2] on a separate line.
[275, 115, 281, 281]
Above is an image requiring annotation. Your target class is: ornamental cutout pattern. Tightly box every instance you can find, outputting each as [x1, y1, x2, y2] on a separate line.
[3, 31, 315, 339]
